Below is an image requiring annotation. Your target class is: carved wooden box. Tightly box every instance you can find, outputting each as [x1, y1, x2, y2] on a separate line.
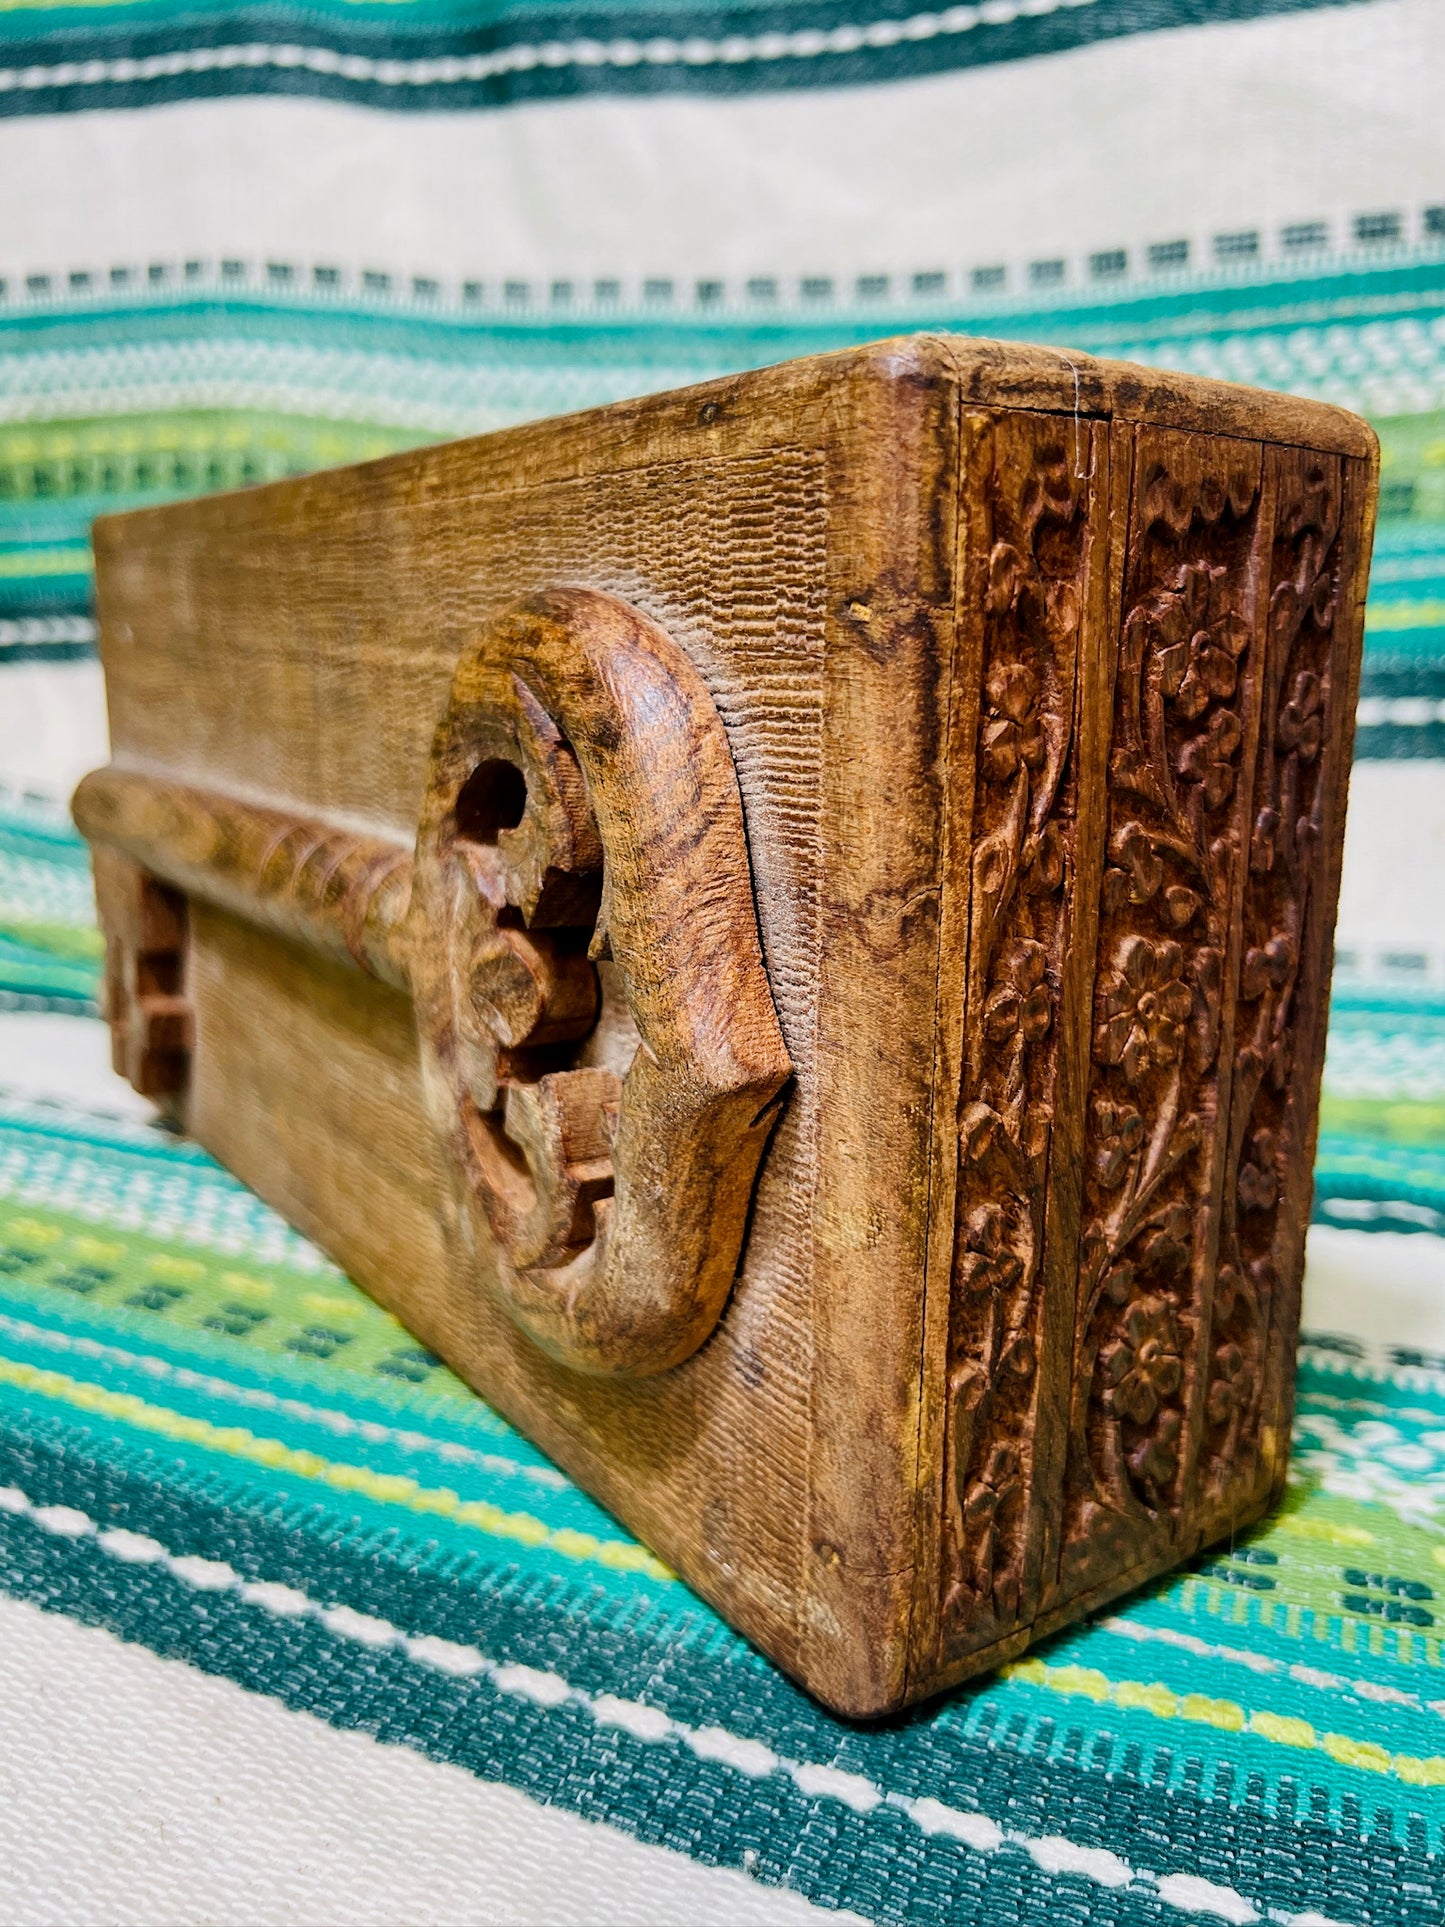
[74, 338, 1376, 1716]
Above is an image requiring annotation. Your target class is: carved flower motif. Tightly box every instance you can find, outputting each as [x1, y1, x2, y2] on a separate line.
[1240, 934, 1295, 1002]
[1139, 1199, 1193, 1274]
[1158, 563, 1252, 722]
[985, 939, 1052, 1046]
[1277, 669, 1324, 762]
[1129, 1408, 1182, 1498]
[1165, 885, 1203, 929]
[1093, 1098, 1144, 1188]
[959, 1101, 1002, 1164]
[1268, 1030, 1294, 1092]
[963, 1443, 1022, 1532]
[962, 1440, 1025, 1610]
[956, 1204, 1024, 1297]
[1001, 1331, 1037, 1380]
[1102, 822, 1203, 928]
[1093, 936, 1194, 1083]
[1103, 1259, 1136, 1305]
[1251, 804, 1280, 875]
[1103, 820, 1163, 909]
[1024, 822, 1065, 895]
[1213, 1261, 1243, 1321]
[1237, 1128, 1279, 1214]
[1102, 1294, 1184, 1425]
[1207, 1341, 1254, 1427]
[986, 518, 1078, 643]
[1178, 707, 1244, 811]
[981, 663, 1046, 782]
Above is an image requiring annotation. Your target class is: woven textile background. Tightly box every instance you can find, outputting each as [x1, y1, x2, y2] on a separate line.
[1, 1, 1444, 1921]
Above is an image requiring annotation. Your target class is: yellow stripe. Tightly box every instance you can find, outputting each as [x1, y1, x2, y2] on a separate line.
[0, 548, 91, 579]
[1273, 1513, 1375, 1550]
[1004, 1656, 1445, 1789]
[0, 1353, 671, 1582]
[1366, 598, 1445, 632]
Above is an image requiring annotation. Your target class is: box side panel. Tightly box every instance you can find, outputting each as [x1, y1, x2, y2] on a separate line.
[1048, 425, 1273, 1607]
[97, 415, 835, 1680]
[919, 416, 1376, 1700]
[186, 901, 827, 1669]
[187, 905, 458, 1319]
[922, 407, 1112, 1674]
[93, 345, 962, 1712]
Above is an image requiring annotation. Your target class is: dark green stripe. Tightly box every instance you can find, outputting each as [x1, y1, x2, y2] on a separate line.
[1354, 724, 1445, 760]
[0, 0, 1385, 117]
[0, 638, 97, 664]
[0, 1423, 1437, 1926]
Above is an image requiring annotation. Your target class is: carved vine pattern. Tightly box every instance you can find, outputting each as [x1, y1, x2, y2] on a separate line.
[1059, 441, 1263, 1593]
[942, 424, 1087, 1640]
[1201, 453, 1343, 1501]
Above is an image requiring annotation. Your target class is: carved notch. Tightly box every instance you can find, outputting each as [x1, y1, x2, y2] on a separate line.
[92, 843, 193, 1103]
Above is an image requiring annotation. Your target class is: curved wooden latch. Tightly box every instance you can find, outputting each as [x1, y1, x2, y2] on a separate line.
[408, 589, 792, 1377]
[74, 590, 791, 1377]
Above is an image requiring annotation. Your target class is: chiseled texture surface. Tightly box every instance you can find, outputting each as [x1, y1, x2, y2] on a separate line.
[95, 390, 841, 1690]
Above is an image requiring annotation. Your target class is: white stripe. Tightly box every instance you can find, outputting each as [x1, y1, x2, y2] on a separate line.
[0, 1474, 1350, 1926]
[0, 1591, 831, 1927]
[1316, 1196, 1445, 1232]
[1355, 696, 1445, 728]
[0, 617, 96, 648]
[0, 0, 1098, 94]
[1297, 1333, 1445, 1394]
[0, 6, 1433, 304]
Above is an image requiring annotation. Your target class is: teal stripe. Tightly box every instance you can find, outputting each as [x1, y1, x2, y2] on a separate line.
[6, 241, 1445, 341]
[0, 1364, 675, 1601]
[0, 1296, 634, 1536]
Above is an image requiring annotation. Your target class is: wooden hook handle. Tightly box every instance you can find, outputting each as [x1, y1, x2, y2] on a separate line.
[72, 768, 412, 988]
[75, 591, 791, 1378]
[409, 588, 792, 1377]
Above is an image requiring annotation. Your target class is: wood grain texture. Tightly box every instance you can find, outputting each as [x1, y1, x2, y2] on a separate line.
[77, 336, 1377, 1715]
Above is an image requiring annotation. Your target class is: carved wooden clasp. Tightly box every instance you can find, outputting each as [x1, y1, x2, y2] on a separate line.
[74, 589, 792, 1380]
[408, 589, 793, 1377]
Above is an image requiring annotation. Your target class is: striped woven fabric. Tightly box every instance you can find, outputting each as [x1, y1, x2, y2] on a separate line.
[0, 254, 1443, 750]
[1, 0, 1443, 1918]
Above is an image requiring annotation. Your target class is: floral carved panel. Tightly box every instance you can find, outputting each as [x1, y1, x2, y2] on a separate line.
[1053, 428, 1269, 1605]
[939, 413, 1097, 1656]
[1195, 447, 1353, 1528]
